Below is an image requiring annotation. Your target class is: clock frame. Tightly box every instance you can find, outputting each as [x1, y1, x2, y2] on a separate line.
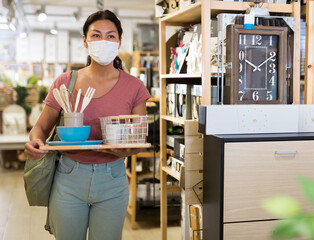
[224, 24, 288, 104]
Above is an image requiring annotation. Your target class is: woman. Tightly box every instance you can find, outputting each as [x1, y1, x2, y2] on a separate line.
[24, 10, 151, 240]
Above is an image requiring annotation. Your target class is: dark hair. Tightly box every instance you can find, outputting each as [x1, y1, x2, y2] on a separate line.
[83, 10, 123, 69]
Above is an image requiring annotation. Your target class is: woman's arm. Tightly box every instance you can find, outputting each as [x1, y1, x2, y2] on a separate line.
[24, 105, 60, 160]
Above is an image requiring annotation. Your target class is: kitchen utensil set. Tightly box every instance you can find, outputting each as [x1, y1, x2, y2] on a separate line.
[53, 85, 95, 113]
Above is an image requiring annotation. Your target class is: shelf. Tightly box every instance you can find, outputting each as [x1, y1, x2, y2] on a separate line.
[161, 115, 185, 125]
[160, 1, 201, 24]
[160, 1, 293, 25]
[210, 2, 293, 16]
[160, 73, 202, 79]
[135, 51, 159, 56]
[139, 67, 159, 72]
[126, 170, 155, 179]
[162, 166, 180, 181]
[148, 97, 160, 102]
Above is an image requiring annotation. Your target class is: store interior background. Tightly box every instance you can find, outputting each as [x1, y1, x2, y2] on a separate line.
[0, 0, 159, 84]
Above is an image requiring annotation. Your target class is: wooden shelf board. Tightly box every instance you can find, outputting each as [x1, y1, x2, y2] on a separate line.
[161, 115, 185, 125]
[136, 151, 160, 158]
[148, 97, 160, 102]
[210, 2, 293, 16]
[160, 1, 201, 24]
[140, 67, 159, 72]
[40, 143, 151, 151]
[167, 185, 181, 193]
[126, 171, 155, 179]
[135, 51, 159, 56]
[162, 166, 180, 181]
[160, 73, 202, 79]
[161, 115, 199, 126]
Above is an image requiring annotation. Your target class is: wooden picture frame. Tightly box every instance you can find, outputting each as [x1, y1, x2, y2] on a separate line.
[224, 25, 288, 104]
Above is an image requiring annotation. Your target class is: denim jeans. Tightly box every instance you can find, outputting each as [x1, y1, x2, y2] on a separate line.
[48, 155, 129, 240]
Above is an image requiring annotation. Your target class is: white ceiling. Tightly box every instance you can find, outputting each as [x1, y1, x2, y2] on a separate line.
[1, 0, 156, 33]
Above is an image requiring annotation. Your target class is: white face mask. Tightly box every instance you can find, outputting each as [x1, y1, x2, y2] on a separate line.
[87, 40, 119, 66]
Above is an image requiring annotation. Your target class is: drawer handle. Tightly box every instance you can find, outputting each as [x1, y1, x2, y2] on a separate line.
[275, 150, 297, 156]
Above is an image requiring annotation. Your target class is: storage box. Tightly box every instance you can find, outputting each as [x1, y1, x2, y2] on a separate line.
[176, 84, 192, 119]
[166, 84, 176, 117]
[173, 137, 184, 159]
[172, 156, 184, 173]
[191, 85, 202, 120]
[166, 134, 184, 148]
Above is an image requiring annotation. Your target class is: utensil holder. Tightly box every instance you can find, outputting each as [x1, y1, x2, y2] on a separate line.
[64, 112, 84, 127]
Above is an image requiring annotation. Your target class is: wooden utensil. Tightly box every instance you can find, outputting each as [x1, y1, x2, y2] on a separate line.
[53, 88, 68, 113]
[60, 84, 72, 112]
[74, 88, 81, 112]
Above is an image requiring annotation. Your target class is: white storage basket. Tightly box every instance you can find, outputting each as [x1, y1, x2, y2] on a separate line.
[100, 115, 148, 144]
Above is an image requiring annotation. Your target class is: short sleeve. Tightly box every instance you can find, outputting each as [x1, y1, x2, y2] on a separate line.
[133, 82, 151, 108]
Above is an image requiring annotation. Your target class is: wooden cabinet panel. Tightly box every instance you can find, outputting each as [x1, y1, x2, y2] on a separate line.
[224, 140, 314, 223]
[224, 221, 274, 240]
[224, 220, 307, 240]
[185, 153, 203, 170]
[185, 135, 203, 153]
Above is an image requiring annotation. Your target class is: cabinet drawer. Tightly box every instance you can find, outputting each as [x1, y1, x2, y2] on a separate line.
[224, 220, 307, 240]
[224, 140, 314, 223]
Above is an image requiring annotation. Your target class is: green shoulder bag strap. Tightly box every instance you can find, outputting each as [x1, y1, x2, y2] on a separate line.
[45, 70, 78, 234]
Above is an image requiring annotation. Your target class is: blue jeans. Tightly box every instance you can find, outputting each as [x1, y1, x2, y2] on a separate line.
[49, 155, 129, 240]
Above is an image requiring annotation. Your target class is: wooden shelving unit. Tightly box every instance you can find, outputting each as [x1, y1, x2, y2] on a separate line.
[132, 51, 159, 77]
[158, 1, 301, 239]
[126, 151, 160, 229]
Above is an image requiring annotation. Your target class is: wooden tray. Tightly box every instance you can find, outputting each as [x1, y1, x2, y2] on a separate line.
[40, 143, 152, 151]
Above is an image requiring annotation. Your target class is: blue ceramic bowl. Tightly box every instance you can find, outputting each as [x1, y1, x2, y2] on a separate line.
[57, 126, 91, 142]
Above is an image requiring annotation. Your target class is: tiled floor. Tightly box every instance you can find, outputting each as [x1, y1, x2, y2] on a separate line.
[0, 168, 180, 240]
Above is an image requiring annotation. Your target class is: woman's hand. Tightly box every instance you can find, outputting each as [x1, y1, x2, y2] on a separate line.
[24, 139, 48, 160]
[93, 148, 143, 158]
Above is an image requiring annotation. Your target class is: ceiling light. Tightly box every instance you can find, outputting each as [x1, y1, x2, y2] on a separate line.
[19, 32, 27, 38]
[73, 8, 81, 22]
[37, 5, 47, 22]
[9, 22, 16, 31]
[38, 12, 47, 22]
[50, 23, 58, 35]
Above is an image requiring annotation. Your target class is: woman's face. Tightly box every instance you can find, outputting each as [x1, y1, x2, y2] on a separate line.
[83, 19, 120, 47]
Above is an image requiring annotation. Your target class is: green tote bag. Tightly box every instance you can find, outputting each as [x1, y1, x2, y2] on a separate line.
[23, 70, 78, 207]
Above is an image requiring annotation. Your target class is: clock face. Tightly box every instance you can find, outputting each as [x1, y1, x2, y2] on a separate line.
[238, 34, 279, 102]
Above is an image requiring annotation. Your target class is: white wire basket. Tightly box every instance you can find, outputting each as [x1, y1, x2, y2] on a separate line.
[99, 115, 148, 145]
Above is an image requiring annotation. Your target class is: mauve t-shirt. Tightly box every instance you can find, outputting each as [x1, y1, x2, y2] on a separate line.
[44, 70, 151, 164]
